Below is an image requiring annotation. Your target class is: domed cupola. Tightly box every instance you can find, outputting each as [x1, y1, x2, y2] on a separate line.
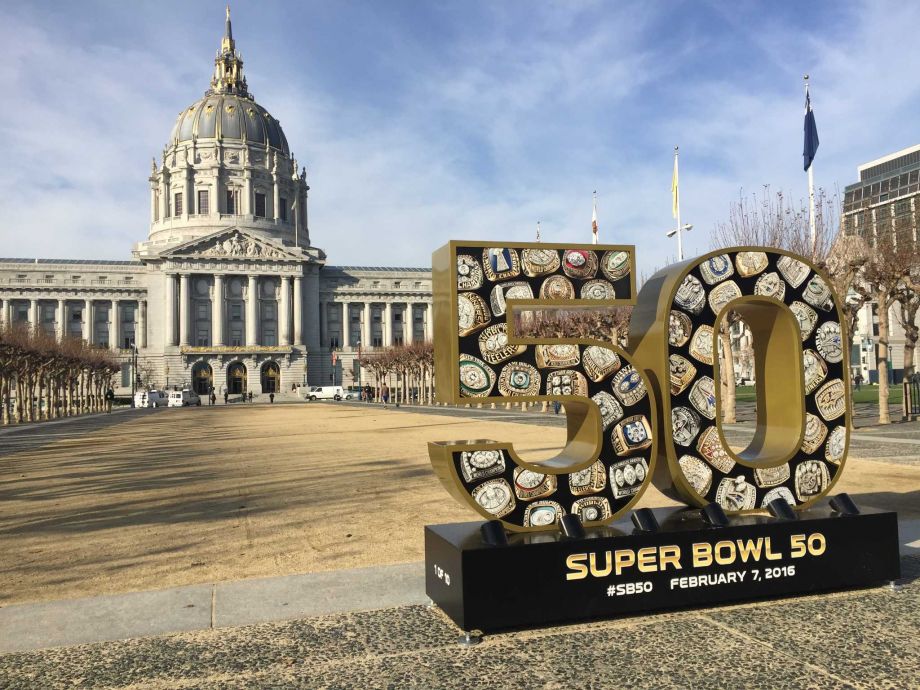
[168, 7, 289, 155]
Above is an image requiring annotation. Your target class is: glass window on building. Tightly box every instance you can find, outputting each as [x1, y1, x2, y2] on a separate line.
[263, 303, 276, 320]
[196, 329, 209, 346]
[255, 192, 266, 218]
[230, 328, 242, 347]
[14, 304, 28, 322]
[330, 336, 340, 348]
[263, 326, 276, 346]
[174, 192, 183, 216]
[280, 197, 287, 221]
[121, 363, 131, 388]
[197, 189, 209, 215]
[226, 189, 237, 214]
[373, 336, 382, 347]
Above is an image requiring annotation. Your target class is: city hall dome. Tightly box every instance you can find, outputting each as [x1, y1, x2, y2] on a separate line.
[166, 7, 289, 155]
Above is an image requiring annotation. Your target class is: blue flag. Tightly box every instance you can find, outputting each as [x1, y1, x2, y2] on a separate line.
[803, 88, 819, 171]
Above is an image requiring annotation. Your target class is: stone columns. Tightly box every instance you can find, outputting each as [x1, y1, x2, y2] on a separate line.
[342, 302, 350, 348]
[384, 302, 393, 346]
[111, 299, 121, 349]
[29, 299, 38, 333]
[363, 303, 371, 346]
[83, 298, 93, 343]
[272, 169, 280, 221]
[293, 276, 303, 345]
[280, 276, 291, 346]
[179, 274, 190, 346]
[213, 274, 225, 346]
[246, 275, 258, 346]
[160, 174, 169, 220]
[183, 164, 192, 220]
[425, 303, 434, 342]
[56, 299, 66, 340]
[305, 266, 320, 351]
[403, 305, 412, 344]
[150, 185, 157, 224]
[138, 300, 147, 348]
[243, 170, 252, 216]
[0, 298, 7, 328]
[319, 301, 326, 347]
[165, 274, 177, 346]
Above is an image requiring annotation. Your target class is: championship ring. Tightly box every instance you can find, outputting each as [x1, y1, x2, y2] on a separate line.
[610, 365, 647, 405]
[498, 361, 541, 397]
[688, 325, 715, 365]
[580, 279, 616, 300]
[754, 272, 786, 300]
[583, 346, 621, 381]
[478, 324, 525, 365]
[802, 413, 828, 454]
[678, 455, 713, 496]
[761, 486, 796, 508]
[777, 255, 810, 288]
[489, 281, 533, 317]
[815, 321, 843, 363]
[815, 379, 846, 420]
[825, 426, 846, 464]
[568, 460, 606, 495]
[612, 415, 653, 455]
[708, 280, 741, 316]
[689, 376, 717, 420]
[458, 354, 496, 397]
[535, 344, 580, 369]
[802, 349, 828, 394]
[696, 426, 735, 473]
[546, 370, 588, 397]
[600, 250, 631, 281]
[592, 391, 624, 430]
[671, 406, 701, 446]
[571, 496, 611, 523]
[456, 254, 483, 290]
[669, 310, 692, 347]
[523, 500, 565, 527]
[561, 249, 598, 279]
[513, 467, 557, 501]
[735, 251, 768, 277]
[482, 247, 521, 281]
[675, 274, 706, 315]
[669, 354, 697, 395]
[471, 478, 516, 518]
[753, 463, 790, 488]
[539, 275, 576, 300]
[795, 460, 829, 502]
[458, 292, 491, 337]
[460, 449, 506, 483]
[802, 275, 833, 311]
[716, 475, 756, 511]
[790, 301, 818, 340]
[699, 254, 734, 285]
[609, 457, 649, 499]
[521, 248, 560, 277]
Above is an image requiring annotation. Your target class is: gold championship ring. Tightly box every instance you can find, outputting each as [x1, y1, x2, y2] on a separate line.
[609, 457, 649, 499]
[699, 254, 734, 285]
[582, 346, 621, 381]
[568, 460, 606, 495]
[671, 406, 701, 447]
[716, 476, 757, 511]
[523, 500, 565, 527]
[777, 255, 810, 287]
[735, 251, 768, 277]
[675, 274, 706, 314]
[678, 455, 713, 496]
[611, 415, 653, 455]
[539, 274, 576, 300]
[689, 376, 717, 420]
[611, 365, 647, 405]
[708, 280, 741, 315]
[762, 486, 796, 508]
[460, 449, 506, 483]
[571, 496, 611, 523]
[471, 478, 516, 518]
[592, 391, 624, 430]
[825, 427, 846, 464]
[478, 324, 525, 365]
[754, 271, 786, 300]
[668, 310, 692, 347]
[753, 463, 790, 488]
[458, 292, 491, 337]
[458, 354, 496, 397]
[513, 467, 557, 501]
[521, 248, 560, 277]
[535, 344, 580, 369]
[795, 460, 829, 502]
[580, 279, 616, 300]
[815, 379, 846, 420]
[815, 322, 843, 363]
[803, 349, 828, 394]
[696, 426, 735, 473]
[790, 301, 818, 340]
[489, 281, 533, 317]
[561, 249, 598, 280]
[482, 247, 521, 281]
[600, 250, 631, 281]
[688, 325, 714, 365]
[802, 413, 828, 454]
[497, 361, 541, 397]
[456, 254, 483, 290]
[546, 370, 588, 397]
[802, 275, 833, 311]
[669, 354, 697, 395]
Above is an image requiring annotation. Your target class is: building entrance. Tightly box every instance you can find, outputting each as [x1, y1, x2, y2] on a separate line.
[192, 362, 213, 395]
[228, 362, 247, 394]
[261, 361, 280, 394]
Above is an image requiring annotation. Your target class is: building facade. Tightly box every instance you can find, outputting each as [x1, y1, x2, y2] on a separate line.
[0, 10, 432, 396]
[842, 144, 920, 383]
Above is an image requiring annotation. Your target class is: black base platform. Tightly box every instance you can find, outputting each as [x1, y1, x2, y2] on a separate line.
[425, 507, 900, 633]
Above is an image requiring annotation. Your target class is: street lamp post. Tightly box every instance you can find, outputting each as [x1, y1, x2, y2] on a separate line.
[130, 343, 138, 407]
[666, 224, 693, 261]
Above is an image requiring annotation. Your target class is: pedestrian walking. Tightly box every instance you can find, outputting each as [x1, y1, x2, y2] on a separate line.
[854, 372, 863, 391]
[553, 400, 561, 415]
[210, 392, 217, 406]
[269, 392, 275, 404]
[381, 384, 390, 407]
[223, 391, 229, 405]
[104, 387, 115, 413]
[248, 390, 253, 403]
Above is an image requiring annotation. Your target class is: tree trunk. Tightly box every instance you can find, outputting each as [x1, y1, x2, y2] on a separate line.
[719, 323, 736, 424]
[877, 289, 891, 425]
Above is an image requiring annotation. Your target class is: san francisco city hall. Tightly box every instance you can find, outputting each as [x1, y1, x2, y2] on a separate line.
[0, 11, 433, 397]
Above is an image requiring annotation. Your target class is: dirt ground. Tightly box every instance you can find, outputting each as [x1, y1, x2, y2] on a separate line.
[1, 404, 918, 606]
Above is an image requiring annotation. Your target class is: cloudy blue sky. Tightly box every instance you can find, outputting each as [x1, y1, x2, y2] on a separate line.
[1, 0, 918, 276]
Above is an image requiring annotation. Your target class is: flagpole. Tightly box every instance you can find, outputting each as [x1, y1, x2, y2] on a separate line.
[536, 221, 541, 243]
[805, 75, 817, 259]
[592, 191, 598, 244]
[675, 147, 683, 261]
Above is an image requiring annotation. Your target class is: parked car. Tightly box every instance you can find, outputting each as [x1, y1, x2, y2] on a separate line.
[167, 389, 202, 407]
[306, 385, 349, 401]
[134, 390, 166, 408]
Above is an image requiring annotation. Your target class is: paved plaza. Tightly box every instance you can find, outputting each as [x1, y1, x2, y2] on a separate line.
[1, 403, 920, 688]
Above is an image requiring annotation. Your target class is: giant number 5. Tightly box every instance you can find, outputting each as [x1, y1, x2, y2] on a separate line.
[629, 248, 850, 512]
[429, 241, 658, 531]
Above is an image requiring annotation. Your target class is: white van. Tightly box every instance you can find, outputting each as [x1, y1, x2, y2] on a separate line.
[168, 389, 202, 407]
[134, 390, 166, 408]
[306, 385, 349, 401]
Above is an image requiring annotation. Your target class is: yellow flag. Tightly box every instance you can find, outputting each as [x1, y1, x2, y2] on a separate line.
[671, 153, 679, 219]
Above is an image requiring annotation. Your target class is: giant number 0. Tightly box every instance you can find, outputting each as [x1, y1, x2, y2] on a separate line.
[430, 242, 850, 532]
